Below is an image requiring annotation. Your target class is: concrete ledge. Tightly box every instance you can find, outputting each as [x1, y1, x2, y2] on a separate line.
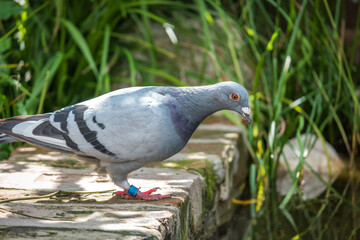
[0, 115, 248, 239]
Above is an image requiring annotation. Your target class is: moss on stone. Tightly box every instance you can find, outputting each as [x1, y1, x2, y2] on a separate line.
[190, 160, 217, 211]
[179, 198, 189, 240]
[0, 228, 10, 237]
[152, 157, 217, 211]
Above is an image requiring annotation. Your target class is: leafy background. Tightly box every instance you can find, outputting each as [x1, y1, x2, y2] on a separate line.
[1, 0, 360, 238]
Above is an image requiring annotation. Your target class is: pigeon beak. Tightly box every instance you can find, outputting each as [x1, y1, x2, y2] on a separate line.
[241, 107, 251, 124]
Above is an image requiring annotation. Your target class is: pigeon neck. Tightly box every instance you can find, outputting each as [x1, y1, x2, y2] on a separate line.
[181, 85, 222, 120]
[167, 86, 222, 143]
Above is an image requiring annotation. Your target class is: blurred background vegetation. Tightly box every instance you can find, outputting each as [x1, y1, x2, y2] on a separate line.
[1, 0, 360, 238]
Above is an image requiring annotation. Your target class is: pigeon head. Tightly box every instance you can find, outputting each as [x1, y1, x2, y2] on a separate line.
[214, 81, 251, 124]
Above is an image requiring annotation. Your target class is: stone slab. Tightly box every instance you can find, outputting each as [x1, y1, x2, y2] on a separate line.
[0, 203, 180, 239]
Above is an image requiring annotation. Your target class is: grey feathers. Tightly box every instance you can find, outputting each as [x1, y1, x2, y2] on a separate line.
[0, 134, 17, 144]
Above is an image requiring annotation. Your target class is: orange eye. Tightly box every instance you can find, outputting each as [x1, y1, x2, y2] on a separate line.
[230, 92, 240, 101]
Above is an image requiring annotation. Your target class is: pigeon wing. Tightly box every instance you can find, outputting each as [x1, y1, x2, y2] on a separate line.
[49, 103, 119, 160]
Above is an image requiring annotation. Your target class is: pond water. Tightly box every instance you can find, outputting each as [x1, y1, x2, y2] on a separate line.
[213, 167, 360, 240]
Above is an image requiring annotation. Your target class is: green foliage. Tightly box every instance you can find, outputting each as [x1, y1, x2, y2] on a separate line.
[0, 0, 23, 20]
[226, 0, 360, 238]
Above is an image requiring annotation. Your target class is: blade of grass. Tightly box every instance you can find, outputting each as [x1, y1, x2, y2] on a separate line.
[195, 0, 221, 78]
[111, 32, 175, 59]
[128, 8, 167, 24]
[274, 0, 307, 118]
[279, 116, 305, 208]
[61, 19, 99, 80]
[280, 208, 299, 234]
[25, 53, 64, 113]
[135, 2, 156, 85]
[312, 72, 351, 154]
[123, 48, 137, 87]
[97, 24, 111, 95]
[249, 163, 257, 218]
[208, 2, 244, 84]
[37, 71, 50, 114]
[139, 67, 186, 86]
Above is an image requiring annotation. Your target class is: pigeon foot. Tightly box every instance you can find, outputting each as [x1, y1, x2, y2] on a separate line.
[114, 188, 171, 200]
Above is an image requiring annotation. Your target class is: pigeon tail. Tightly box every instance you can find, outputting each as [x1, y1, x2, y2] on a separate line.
[0, 114, 77, 154]
[0, 133, 18, 144]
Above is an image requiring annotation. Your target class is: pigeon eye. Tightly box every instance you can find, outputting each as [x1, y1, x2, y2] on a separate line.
[230, 92, 240, 101]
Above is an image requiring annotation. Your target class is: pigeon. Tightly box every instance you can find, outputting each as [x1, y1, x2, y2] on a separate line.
[0, 81, 251, 200]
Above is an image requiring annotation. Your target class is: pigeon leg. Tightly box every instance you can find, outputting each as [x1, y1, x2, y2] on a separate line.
[113, 190, 127, 195]
[107, 163, 171, 200]
[114, 187, 171, 200]
[113, 188, 157, 196]
[142, 188, 158, 194]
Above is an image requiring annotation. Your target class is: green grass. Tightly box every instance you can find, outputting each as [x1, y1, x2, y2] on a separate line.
[0, 0, 359, 238]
